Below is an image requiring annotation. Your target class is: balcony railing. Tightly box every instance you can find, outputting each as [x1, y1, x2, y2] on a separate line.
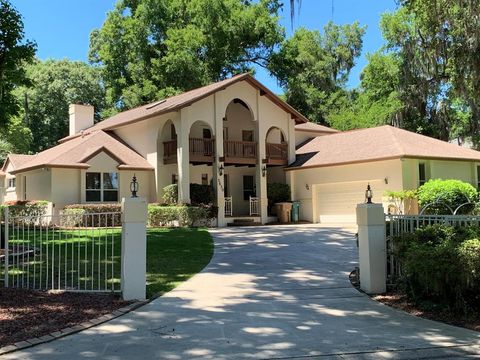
[163, 140, 177, 164]
[224, 140, 257, 165]
[266, 142, 288, 165]
[163, 138, 215, 164]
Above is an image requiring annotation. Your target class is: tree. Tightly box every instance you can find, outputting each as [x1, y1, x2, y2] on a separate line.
[0, 0, 36, 129]
[89, 0, 284, 115]
[269, 22, 365, 124]
[0, 138, 12, 164]
[14, 59, 105, 152]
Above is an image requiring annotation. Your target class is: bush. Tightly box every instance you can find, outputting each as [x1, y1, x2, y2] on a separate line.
[63, 204, 122, 226]
[394, 225, 480, 312]
[267, 183, 291, 211]
[190, 183, 214, 205]
[417, 179, 478, 214]
[0, 200, 49, 222]
[148, 204, 217, 227]
[384, 190, 417, 214]
[162, 184, 178, 205]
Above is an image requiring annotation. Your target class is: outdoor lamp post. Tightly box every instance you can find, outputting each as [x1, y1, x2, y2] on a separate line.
[130, 174, 139, 198]
[365, 183, 373, 204]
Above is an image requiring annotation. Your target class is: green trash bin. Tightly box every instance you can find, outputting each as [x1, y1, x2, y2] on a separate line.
[291, 201, 300, 223]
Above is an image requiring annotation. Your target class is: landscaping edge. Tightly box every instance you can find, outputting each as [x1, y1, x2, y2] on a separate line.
[0, 298, 151, 356]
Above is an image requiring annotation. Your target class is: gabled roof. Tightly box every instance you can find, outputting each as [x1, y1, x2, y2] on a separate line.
[59, 73, 308, 143]
[10, 131, 154, 175]
[295, 122, 338, 134]
[288, 125, 480, 170]
[1, 154, 36, 173]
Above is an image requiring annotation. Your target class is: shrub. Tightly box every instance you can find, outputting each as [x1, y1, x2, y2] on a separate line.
[63, 204, 122, 226]
[162, 184, 178, 205]
[190, 183, 214, 205]
[0, 200, 49, 221]
[417, 179, 478, 214]
[384, 190, 417, 214]
[60, 208, 86, 227]
[148, 204, 217, 227]
[267, 183, 291, 210]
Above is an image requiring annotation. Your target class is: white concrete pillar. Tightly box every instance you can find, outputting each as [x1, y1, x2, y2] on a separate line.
[356, 203, 387, 294]
[214, 93, 226, 227]
[287, 115, 296, 164]
[177, 111, 190, 204]
[121, 197, 147, 301]
[256, 94, 268, 224]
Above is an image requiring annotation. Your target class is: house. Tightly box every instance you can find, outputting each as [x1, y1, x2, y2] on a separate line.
[2, 74, 480, 226]
[0, 73, 306, 226]
[287, 125, 480, 223]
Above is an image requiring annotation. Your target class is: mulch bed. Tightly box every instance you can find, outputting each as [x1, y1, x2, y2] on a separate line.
[0, 288, 131, 347]
[373, 292, 480, 332]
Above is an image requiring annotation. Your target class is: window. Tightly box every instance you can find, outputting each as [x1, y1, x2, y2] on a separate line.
[201, 174, 208, 186]
[86, 172, 118, 202]
[242, 130, 254, 142]
[477, 166, 480, 189]
[203, 128, 212, 139]
[172, 174, 178, 184]
[224, 174, 230, 197]
[243, 175, 255, 200]
[418, 163, 427, 186]
[7, 178, 15, 189]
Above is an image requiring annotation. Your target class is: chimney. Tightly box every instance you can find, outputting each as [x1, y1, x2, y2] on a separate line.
[69, 104, 94, 136]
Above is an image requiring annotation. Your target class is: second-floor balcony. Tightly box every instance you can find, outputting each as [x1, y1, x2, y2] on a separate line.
[163, 138, 288, 166]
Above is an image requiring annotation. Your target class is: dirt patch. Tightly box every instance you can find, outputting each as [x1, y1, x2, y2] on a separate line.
[0, 288, 131, 347]
[373, 292, 480, 332]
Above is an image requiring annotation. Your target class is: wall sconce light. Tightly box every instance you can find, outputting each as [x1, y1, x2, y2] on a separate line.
[305, 184, 310, 190]
[384, 177, 389, 184]
[130, 174, 139, 198]
[365, 183, 373, 204]
[218, 164, 224, 176]
[262, 165, 267, 177]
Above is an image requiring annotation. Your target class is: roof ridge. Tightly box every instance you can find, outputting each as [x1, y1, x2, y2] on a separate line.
[386, 125, 407, 154]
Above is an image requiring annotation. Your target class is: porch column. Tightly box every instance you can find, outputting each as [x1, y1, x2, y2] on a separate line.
[177, 109, 190, 204]
[214, 92, 226, 226]
[256, 99, 268, 224]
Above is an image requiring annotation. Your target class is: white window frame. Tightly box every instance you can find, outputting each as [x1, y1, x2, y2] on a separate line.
[85, 172, 119, 203]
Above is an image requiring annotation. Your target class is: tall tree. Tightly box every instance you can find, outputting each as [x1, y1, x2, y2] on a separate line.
[15, 59, 105, 152]
[0, 0, 36, 129]
[269, 22, 365, 124]
[89, 0, 284, 115]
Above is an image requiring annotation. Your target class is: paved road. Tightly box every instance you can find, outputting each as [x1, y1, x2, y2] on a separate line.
[3, 225, 480, 359]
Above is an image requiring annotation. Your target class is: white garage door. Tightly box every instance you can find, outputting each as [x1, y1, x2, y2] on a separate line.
[315, 180, 383, 224]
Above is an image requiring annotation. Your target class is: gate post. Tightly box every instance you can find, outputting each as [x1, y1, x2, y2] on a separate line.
[356, 203, 386, 294]
[3, 207, 9, 287]
[121, 197, 147, 301]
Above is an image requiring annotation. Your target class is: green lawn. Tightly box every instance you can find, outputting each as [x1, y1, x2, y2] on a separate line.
[2, 227, 214, 298]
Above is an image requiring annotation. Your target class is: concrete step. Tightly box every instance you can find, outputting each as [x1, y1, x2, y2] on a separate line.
[227, 221, 262, 227]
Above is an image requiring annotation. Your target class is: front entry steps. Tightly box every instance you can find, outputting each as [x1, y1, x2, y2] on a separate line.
[226, 217, 262, 227]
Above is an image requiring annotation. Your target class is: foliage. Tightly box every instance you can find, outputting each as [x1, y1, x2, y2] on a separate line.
[60, 208, 86, 227]
[190, 183, 214, 205]
[148, 204, 217, 227]
[416, 179, 478, 215]
[13, 59, 105, 152]
[63, 203, 122, 226]
[269, 22, 365, 124]
[89, 0, 284, 115]
[162, 184, 178, 205]
[394, 225, 480, 313]
[0, 0, 36, 129]
[384, 189, 417, 215]
[267, 182, 291, 210]
[0, 138, 13, 164]
[0, 200, 49, 221]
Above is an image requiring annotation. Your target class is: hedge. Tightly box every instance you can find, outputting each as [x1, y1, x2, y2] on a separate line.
[394, 224, 480, 313]
[148, 204, 217, 227]
[0, 200, 49, 221]
[63, 204, 122, 227]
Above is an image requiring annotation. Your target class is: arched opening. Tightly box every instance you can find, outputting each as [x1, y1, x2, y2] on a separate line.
[223, 98, 257, 165]
[189, 120, 214, 164]
[265, 126, 288, 166]
[159, 120, 177, 165]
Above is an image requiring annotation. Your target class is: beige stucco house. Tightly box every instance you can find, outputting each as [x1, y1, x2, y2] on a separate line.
[2, 73, 480, 225]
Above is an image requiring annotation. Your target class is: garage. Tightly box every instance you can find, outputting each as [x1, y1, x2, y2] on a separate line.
[314, 179, 384, 223]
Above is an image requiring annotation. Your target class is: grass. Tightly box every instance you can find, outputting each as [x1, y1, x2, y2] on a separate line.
[1, 227, 214, 299]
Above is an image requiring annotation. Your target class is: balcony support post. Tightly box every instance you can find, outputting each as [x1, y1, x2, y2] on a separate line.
[177, 110, 190, 204]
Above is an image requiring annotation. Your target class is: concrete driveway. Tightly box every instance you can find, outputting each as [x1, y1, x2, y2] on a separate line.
[3, 225, 480, 359]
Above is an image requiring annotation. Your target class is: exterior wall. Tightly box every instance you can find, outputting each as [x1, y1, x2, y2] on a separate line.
[24, 169, 51, 201]
[224, 166, 256, 216]
[51, 168, 80, 213]
[288, 159, 403, 222]
[3, 162, 20, 202]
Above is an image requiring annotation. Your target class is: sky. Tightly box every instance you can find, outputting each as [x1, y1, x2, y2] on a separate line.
[11, 0, 398, 93]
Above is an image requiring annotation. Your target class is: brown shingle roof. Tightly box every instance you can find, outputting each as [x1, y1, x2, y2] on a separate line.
[289, 125, 480, 170]
[1, 154, 36, 173]
[59, 73, 308, 143]
[11, 131, 153, 174]
[295, 122, 338, 133]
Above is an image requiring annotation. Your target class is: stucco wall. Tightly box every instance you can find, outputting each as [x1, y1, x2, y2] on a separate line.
[51, 168, 80, 212]
[24, 169, 51, 201]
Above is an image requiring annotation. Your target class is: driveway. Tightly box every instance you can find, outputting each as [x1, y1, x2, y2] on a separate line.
[3, 225, 480, 359]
